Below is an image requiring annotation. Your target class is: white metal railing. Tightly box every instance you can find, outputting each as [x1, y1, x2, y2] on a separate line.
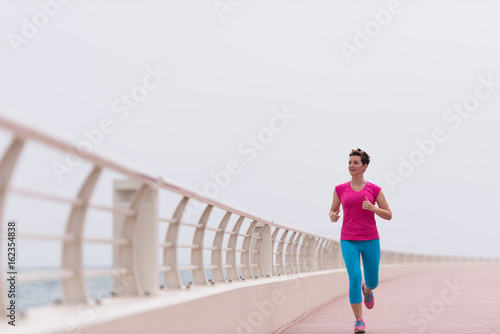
[0, 110, 497, 318]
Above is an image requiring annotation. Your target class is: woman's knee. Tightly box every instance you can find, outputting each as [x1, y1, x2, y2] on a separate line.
[349, 272, 362, 286]
[365, 280, 378, 290]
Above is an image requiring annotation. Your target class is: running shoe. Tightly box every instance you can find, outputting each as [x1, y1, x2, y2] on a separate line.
[354, 319, 366, 333]
[361, 282, 374, 309]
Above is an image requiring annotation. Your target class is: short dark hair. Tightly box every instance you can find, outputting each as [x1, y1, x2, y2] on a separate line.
[349, 148, 370, 165]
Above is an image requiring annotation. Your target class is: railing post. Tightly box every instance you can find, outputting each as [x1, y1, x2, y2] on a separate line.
[261, 224, 273, 277]
[276, 230, 288, 275]
[285, 232, 297, 274]
[304, 236, 318, 272]
[113, 179, 158, 296]
[298, 235, 308, 272]
[242, 220, 258, 279]
[322, 239, 330, 270]
[324, 240, 332, 269]
[211, 212, 231, 282]
[316, 239, 324, 270]
[327, 240, 336, 269]
[312, 237, 320, 271]
[191, 204, 212, 285]
[253, 223, 272, 277]
[291, 234, 301, 273]
[226, 216, 245, 281]
[270, 227, 280, 276]
[62, 165, 102, 304]
[163, 197, 188, 288]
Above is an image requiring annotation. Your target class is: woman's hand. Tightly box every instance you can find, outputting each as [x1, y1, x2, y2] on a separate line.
[362, 196, 375, 211]
[330, 209, 340, 222]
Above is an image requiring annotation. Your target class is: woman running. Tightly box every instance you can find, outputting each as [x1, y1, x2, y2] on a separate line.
[329, 148, 392, 333]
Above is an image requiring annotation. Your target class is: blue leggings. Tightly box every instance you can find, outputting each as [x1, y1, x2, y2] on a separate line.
[341, 239, 380, 304]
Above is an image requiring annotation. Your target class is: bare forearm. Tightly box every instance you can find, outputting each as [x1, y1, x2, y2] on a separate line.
[373, 207, 392, 220]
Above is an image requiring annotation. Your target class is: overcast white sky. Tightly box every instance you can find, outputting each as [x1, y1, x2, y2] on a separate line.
[1, 0, 499, 267]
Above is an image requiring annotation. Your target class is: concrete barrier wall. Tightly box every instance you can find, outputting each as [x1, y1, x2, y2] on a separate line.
[75, 263, 475, 334]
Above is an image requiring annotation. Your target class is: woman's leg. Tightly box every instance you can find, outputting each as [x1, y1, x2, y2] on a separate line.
[360, 239, 381, 293]
[341, 240, 363, 320]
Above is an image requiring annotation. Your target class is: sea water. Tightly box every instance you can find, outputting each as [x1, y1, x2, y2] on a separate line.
[7, 266, 215, 311]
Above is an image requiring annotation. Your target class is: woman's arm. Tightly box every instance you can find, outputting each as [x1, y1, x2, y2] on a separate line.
[362, 190, 392, 220]
[329, 190, 341, 222]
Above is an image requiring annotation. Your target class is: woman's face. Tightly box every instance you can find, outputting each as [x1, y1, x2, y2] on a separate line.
[348, 156, 366, 176]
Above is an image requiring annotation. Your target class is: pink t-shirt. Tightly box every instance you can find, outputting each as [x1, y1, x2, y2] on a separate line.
[335, 181, 382, 241]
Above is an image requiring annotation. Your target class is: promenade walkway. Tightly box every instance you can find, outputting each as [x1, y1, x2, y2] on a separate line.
[277, 264, 500, 334]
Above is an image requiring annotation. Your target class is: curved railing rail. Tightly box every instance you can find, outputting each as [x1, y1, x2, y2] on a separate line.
[0, 110, 497, 317]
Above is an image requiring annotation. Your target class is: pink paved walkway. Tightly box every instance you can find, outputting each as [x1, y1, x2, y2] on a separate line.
[277, 264, 500, 334]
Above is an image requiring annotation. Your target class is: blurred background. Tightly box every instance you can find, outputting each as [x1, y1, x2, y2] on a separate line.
[1, 0, 499, 275]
